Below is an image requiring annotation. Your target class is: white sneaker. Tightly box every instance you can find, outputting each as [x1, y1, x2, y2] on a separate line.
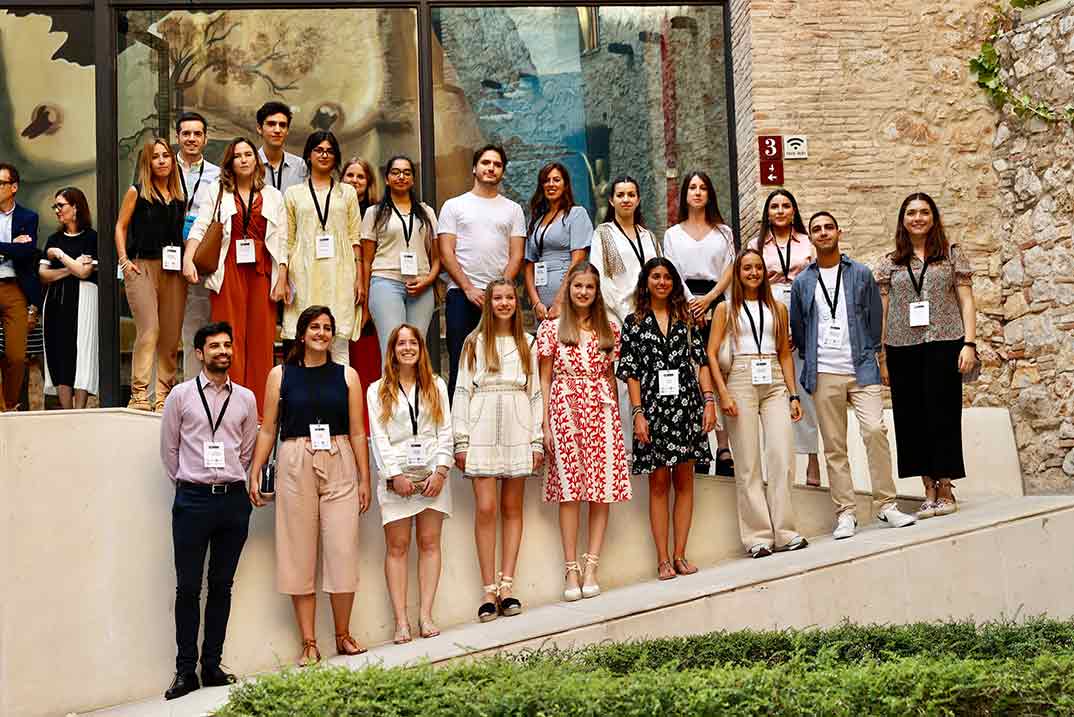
[877, 503, 917, 528]
[833, 511, 857, 540]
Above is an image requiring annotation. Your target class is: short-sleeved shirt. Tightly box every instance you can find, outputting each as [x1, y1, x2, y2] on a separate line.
[41, 229, 99, 285]
[361, 202, 438, 283]
[874, 243, 973, 347]
[524, 205, 593, 265]
[752, 231, 813, 286]
[438, 191, 525, 291]
[663, 223, 736, 300]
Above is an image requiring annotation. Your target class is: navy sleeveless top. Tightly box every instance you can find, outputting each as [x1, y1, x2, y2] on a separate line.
[279, 361, 350, 439]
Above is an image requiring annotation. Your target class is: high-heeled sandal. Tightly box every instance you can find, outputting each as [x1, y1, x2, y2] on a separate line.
[335, 632, 367, 655]
[563, 561, 582, 602]
[393, 623, 412, 644]
[581, 553, 601, 598]
[673, 556, 698, 575]
[497, 572, 522, 616]
[478, 583, 499, 623]
[419, 618, 441, 639]
[297, 639, 320, 667]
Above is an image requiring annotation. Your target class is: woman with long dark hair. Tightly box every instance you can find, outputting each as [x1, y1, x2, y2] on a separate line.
[876, 192, 977, 518]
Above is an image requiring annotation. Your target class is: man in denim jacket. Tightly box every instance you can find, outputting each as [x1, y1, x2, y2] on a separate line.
[789, 211, 915, 540]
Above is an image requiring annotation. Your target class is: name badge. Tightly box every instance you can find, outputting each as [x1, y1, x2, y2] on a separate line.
[822, 322, 845, 349]
[406, 440, 426, 467]
[310, 423, 331, 450]
[658, 369, 680, 396]
[183, 213, 197, 241]
[203, 441, 225, 469]
[774, 284, 791, 305]
[400, 251, 419, 276]
[909, 300, 930, 327]
[235, 238, 256, 264]
[751, 358, 773, 385]
[162, 245, 182, 271]
[315, 233, 335, 260]
[534, 262, 549, 287]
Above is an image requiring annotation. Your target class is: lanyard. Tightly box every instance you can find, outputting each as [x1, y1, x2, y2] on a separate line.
[773, 236, 792, 279]
[267, 161, 283, 191]
[907, 259, 929, 298]
[309, 178, 333, 232]
[535, 209, 560, 258]
[235, 186, 256, 239]
[399, 380, 420, 436]
[613, 219, 645, 265]
[816, 263, 843, 318]
[391, 200, 416, 249]
[196, 376, 232, 440]
[742, 299, 765, 354]
[179, 162, 204, 212]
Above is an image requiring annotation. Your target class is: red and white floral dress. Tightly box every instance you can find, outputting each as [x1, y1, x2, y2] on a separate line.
[537, 319, 632, 503]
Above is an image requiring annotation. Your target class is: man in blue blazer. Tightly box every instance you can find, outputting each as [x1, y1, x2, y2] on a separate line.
[0, 162, 41, 411]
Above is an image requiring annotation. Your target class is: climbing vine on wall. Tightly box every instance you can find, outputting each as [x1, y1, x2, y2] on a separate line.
[970, 0, 1074, 124]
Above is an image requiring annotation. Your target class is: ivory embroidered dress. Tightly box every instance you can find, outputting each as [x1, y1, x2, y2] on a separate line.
[537, 319, 631, 503]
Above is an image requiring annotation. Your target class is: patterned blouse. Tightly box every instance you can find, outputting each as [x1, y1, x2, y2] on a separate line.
[874, 243, 973, 347]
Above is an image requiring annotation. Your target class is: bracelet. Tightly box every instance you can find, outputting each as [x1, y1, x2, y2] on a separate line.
[963, 341, 977, 350]
[631, 405, 644, 417]
[788, 394, 801, 402]
[704, 396, 716, 404]
[703, 391, 714, 398]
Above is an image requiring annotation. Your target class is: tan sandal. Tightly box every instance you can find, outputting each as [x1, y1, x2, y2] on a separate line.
[419, 619, 441, 639]
[335, 632, 367, 655]
[673, 556, 698, 575]
[657, 560, 677, 581]
[581, 553, 601, 598]
[298, 639, 320, 667]
[393, 623, 412, 644]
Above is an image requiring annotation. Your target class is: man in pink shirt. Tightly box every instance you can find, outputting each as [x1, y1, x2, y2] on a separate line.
[159, 321, 258, 700]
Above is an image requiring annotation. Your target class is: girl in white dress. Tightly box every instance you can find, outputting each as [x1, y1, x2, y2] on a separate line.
[453, 278, 543, 623]
[367, 323, 452, 644]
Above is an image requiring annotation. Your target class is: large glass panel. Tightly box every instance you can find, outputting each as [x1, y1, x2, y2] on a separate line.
[431, 5, 732, 236]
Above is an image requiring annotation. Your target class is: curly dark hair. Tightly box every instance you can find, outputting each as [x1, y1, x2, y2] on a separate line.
[632, 257, 691, 325]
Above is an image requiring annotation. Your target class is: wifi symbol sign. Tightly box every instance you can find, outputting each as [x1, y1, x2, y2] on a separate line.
[784, 135, 808, 160]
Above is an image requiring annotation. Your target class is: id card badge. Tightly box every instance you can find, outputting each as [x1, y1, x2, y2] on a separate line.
[751, 358, 773, 385]
[236, 239, 256, 264]
[183, 213, 197, 241]
[909, 300, 930, 327]
[822, 322, 845, 349]
[310, 423, 331, 450]
[658, 369, 680, 396]
[315, 233, 335, 259]
[162, 245, 182, 271]
[534, 262, 549, 287]
[400, 251, 419, 276]
[774, 284, 791, 305]
[406, 440, 426, 467]
[203, 441, 225, 469]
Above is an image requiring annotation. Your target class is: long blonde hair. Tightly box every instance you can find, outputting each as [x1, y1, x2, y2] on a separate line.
[727, 247, 788, 351]
[135, 138, 183, 203]
[558, 262, 616, 353]
[462, 278, 532, 379]
[377, 324, 444, 427]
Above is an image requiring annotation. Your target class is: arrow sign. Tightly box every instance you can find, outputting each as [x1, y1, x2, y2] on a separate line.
[760, 160, 784, 186]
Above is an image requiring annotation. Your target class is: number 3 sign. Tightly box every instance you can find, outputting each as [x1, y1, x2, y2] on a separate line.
[758, 136, 783, 160]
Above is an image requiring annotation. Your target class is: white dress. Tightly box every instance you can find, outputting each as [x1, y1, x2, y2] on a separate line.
[452, 334, 543, 478]
[367, 376, 454, 524]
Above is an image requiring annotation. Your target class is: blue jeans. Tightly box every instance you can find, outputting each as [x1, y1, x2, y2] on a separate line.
[445, 287, 482, 401]
[367, 275, 437, 366]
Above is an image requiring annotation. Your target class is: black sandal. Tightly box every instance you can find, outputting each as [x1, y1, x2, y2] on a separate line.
[714, 449, 735, 477]
[478, 583, 499, 623]
[497, 574, 522, 616]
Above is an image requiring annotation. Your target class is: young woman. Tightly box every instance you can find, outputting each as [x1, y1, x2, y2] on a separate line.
[185, 137, 285, 417]
[361, 156, 440, 360]
[876, 192, 977, 518]
[453, 278, 543, 622]
[248, 305, 372, 666]
[278, 131, 363, 366]
[114, 137, 186, 411]
[523, 162, 593, 322]
[367, 324, 451, 644]
[663, 171, 736, 476]
[707, 248, 807, 558]
[618, 258, 716, 579]
[752, 189, 821, 486]
[341, 156, 382, 414]
[342, 157, 378, 216]
[39, 187, 98, 408]
[538, 262, 630, 601]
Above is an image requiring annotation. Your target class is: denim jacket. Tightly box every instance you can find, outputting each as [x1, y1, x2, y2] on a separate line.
[789, 254, 882, 394]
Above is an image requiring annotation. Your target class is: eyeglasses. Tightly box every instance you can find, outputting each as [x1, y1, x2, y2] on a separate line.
[388, 169, 414, 178]
[51, 203, 70, 212]
[0, 180, 13, 187]
[310, 147, 335, 157]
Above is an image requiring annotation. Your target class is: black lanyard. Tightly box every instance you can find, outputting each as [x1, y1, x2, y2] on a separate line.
[742, 299, 765, 354]
[196, 376, 232, 440]
[816, 263, 843, 318]
[179, 162, 204, 212]
[536, 209, 561, 258]
[613, 219, 645, 265]
[309, 178, 333, 232]
[267, 161, 283, 191]
[235, 186, 256, 239]
[907, 259, 929, 298]
[399, 380, 420, 436]
[391, 200, 416, 249]
[773, 236, 792, 279]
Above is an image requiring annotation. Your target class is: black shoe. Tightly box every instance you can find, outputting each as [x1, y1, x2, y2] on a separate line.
[714, 449, 735, 477]
[478, 600, 498, 623]
[164, 672, 200, 700]
[499, 596, 522, 617]
[749, 545, 772, 559]
[201, 664, 237, 687]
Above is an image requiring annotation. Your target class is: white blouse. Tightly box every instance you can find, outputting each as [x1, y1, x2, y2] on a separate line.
[662, 223, 736, 300]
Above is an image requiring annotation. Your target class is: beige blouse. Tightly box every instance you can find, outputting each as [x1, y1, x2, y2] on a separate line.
[874, 243, 973, 347]
[360, 202, 438, 283]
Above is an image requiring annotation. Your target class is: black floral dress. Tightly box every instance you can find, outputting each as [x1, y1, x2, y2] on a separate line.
[617, 311, 711, 473]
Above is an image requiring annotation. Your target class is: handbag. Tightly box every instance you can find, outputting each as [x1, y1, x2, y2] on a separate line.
[259, 367, 284, 496]
[192, 188, 225, 275]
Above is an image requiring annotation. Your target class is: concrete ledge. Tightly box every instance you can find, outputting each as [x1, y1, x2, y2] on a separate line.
[1020, 0, 1074, 24]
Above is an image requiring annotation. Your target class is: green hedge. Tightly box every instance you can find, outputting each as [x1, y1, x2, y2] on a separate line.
[217, 620, 1074, 717]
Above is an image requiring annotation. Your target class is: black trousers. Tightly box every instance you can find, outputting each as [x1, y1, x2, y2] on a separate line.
[885, 338, 967, 479]
[445, 287, 483, 402]
[172, 483, 252, 673]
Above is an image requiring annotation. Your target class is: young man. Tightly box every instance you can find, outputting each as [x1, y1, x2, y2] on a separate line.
[0, 163, 40, 411]
[160, 322, 258, 700]
[255, 101, 307, 194]
[176, 111, 222, 382]
[789, 211, 916, 540]
[437, 144, 525, 398]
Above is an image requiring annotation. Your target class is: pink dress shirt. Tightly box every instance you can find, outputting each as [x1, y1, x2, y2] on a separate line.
[160, 372, 259, 484]
[752, 231, 814, 286]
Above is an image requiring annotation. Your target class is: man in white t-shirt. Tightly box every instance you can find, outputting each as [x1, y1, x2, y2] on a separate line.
[438, 144, 525, 399]
[789, 211, 916, 541]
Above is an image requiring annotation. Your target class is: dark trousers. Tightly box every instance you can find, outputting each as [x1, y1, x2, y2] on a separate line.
[445, 288, 482, 402]
[172, 483, 252, 673]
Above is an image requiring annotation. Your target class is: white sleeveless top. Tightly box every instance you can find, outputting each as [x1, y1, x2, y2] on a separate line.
[733, 300, 778, 354]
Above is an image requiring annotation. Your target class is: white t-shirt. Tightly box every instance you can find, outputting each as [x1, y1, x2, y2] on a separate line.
[438, 191, 525, 291]
[815, 265, 855, 375]
[662, 223, 736, 300]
